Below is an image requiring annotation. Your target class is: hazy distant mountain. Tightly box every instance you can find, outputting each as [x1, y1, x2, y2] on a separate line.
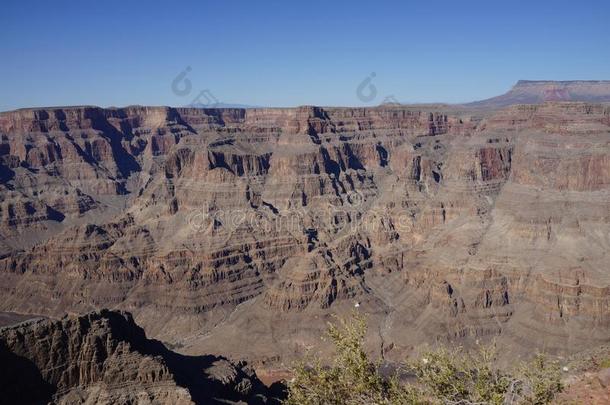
[188, 102, 261, 109]
[468, 80, 610, 108]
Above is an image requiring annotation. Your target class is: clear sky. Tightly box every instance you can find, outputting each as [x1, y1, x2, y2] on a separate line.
[1, 0, 609, 111]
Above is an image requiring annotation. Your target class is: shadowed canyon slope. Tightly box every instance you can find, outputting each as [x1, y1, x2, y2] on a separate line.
[0, 310, 277, 404]
[0, 102, 609, 369]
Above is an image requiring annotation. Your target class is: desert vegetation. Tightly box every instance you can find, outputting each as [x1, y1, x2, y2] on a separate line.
[285, 313, 563, 405]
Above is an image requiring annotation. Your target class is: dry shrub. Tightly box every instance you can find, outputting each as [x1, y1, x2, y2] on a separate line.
[286, 313, 562, 405]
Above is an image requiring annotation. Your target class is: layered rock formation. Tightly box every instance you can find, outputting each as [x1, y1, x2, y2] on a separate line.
[468, 80, 610, 108]
[0, 102, 608, 371]
[0, 309, 275, 404]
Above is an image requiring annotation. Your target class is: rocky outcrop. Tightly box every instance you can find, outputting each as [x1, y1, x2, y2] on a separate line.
[0, 310, 276, 404]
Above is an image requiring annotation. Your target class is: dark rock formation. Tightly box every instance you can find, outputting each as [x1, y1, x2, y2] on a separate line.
[0, 310, 277, 404]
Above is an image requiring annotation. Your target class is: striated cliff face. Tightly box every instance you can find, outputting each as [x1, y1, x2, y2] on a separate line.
[0, 102, 609, 368]
[0, 310, 275, 404]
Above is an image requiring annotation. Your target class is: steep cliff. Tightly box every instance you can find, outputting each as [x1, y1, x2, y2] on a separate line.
[0, 310, 275, 404]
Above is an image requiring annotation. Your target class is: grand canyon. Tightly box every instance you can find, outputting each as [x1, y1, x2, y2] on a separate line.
[1, 80, 609, 403]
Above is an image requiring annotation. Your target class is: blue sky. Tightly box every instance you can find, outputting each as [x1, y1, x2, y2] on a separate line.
[1, 0, 609, 111]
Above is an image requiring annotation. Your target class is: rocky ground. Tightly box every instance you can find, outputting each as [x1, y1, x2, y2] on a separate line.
[0, 92, 608, 380]
[553, 344, 610, 403]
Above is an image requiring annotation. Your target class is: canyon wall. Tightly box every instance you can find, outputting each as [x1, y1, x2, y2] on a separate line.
[0, 102, 608, 367]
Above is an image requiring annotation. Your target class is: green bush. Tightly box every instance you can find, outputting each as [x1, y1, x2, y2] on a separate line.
[285, 312, 421, 405]
[285, 313, 563, 405]
[411, 345, 514, 404]
[599, 357, 610, 369]
[518, 354, 563, 405]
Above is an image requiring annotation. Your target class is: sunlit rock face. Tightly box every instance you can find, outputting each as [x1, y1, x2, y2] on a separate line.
[0, 101, 608, 366]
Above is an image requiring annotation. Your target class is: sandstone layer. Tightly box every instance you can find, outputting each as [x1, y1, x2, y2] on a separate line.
[0, 102, 608, 370]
